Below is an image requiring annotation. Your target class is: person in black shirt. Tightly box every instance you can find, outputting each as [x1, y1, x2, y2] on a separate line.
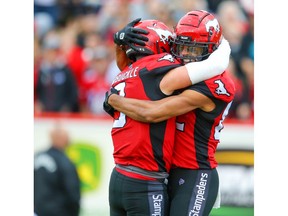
[34, 124, 81, 216]
[35, 30, 79, 113]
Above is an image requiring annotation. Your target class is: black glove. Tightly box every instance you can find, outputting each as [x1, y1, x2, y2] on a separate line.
[103, 87, 119, 118]
[114, 18, 149, 49]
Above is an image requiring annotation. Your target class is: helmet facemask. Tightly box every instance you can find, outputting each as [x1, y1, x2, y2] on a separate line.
[171, 35, 215, 64]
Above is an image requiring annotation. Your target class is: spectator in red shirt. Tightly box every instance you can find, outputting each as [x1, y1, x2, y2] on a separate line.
[79, 45, 111, 114]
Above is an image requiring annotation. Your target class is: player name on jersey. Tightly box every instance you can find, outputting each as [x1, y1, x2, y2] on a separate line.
[112, 66, 139, 85]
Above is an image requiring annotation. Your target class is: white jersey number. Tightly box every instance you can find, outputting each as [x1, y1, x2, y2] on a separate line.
[176, 101, 233, 140]
[112, 82, 127, 128]
[214, 101, 232, 140]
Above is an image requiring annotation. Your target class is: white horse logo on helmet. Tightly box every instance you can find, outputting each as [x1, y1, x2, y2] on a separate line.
[147, 26, 172, 44]
[205, 19, 220, 33]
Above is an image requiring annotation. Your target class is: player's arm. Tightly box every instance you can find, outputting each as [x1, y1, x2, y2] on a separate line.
[108, 90, 214, 123]
[160, 38, 231, 95]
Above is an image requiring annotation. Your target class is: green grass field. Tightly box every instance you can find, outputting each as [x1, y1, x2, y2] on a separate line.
[210, 206, 254, 216]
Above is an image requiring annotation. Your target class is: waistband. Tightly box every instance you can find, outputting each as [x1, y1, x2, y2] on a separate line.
[115, 164, 169, 184]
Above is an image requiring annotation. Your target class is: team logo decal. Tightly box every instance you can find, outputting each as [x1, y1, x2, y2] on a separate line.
[214, 80, 230, 96]
[205, 19, 220, 33]
[147, 26, 172, 44]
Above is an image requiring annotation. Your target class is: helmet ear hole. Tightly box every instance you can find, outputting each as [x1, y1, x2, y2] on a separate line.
[209, 28, 214, 36]
[208, 46, 213, 55]
[156, 41, 160, 54]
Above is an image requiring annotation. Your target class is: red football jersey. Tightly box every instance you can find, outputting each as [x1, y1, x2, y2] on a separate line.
[172, 71, 235, 169]
[111, 53, 181, 173]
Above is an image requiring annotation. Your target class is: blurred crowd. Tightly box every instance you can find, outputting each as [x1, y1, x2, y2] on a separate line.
[34, 0, 254, 121]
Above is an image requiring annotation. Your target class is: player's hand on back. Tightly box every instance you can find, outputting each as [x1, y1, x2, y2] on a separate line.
[103, 87, 119, 118]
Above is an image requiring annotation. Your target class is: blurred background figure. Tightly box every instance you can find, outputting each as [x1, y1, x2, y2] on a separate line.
[80, 45, 111, 114]
[34, 123, 81, 216]
[34, 30, 79, 113]
[217, 0, 254, 120]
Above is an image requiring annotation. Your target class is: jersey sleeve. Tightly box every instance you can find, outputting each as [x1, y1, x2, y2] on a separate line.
[139, 53, 182, 100]
[145, 53, 182, 73]
[188, 73, 235, 103]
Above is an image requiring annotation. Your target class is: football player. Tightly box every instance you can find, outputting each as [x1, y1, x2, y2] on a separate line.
[106, 10, 235, 216]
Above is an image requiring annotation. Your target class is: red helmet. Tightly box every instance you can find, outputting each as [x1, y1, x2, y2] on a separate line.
[171, 10, 223, 63]
[126, 20, 173, 61]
